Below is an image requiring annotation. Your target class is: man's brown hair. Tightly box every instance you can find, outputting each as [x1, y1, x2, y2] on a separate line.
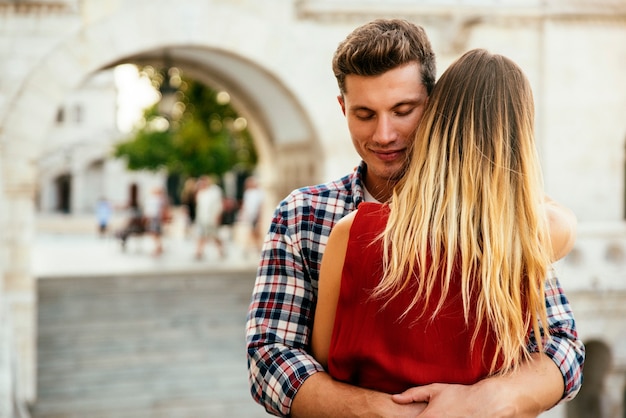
[332, 18, 436, 95]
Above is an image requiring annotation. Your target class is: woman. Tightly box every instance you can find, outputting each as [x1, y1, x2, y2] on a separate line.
[311, 49, 579, 394]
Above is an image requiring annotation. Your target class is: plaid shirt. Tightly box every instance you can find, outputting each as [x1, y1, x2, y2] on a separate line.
[245, 162, 585, 417]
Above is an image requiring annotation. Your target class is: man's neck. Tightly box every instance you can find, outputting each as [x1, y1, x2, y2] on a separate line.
[360, 164, 398, 202]
[363, 179, 394, 203]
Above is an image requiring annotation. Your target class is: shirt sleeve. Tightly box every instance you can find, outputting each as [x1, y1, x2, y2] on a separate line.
[245, 197, 325, 417]
[527, 275, 585, 402]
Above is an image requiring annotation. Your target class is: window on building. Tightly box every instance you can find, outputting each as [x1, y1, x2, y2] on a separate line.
[56, 107, 64, 124]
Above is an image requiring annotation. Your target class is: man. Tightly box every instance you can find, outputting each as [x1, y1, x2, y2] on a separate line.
[246, 19, 584, 417]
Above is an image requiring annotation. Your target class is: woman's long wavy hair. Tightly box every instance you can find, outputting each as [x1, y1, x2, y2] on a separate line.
[378, 49, 552, 375]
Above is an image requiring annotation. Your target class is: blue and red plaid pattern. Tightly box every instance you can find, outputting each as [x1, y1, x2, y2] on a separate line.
[245, 162, 584, 417]
[530, 276, 586, 402]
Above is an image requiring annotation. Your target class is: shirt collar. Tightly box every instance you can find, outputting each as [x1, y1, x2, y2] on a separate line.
[352, 161, 368, 208]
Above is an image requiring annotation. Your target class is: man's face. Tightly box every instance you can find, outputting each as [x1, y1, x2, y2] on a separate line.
[339, 62, 428, 201]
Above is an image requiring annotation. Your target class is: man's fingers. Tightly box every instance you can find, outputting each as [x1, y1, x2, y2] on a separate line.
[391, 385, 437, 404]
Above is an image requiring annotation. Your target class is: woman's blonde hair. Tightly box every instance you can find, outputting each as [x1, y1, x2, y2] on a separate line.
[378, 48, 552, 375]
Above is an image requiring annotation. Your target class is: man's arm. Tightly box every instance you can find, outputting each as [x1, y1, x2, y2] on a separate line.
[245, 198, 321, 416]
[298, 277, 582, 418]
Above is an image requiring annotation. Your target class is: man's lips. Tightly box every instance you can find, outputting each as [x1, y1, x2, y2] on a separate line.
[372, 149, 404, 161]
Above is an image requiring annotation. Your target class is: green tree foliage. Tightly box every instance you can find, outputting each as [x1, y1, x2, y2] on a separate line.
[113, 68, 257, 178]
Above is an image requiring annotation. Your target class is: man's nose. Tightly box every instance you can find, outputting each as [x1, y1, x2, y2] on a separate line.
[373, 115, 396, 144]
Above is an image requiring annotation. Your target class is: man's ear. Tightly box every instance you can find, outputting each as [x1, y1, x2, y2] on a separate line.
[337, 95, 346, 116]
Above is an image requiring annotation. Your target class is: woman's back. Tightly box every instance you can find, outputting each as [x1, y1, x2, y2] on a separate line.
[328, 202, 499, 394]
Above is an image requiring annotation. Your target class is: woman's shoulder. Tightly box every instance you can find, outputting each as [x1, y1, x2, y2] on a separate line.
[332, 210, 357, 236]
[331, 202, 388, 239]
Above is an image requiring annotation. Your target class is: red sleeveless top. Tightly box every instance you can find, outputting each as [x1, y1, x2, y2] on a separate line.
[328, 202, 500, 394]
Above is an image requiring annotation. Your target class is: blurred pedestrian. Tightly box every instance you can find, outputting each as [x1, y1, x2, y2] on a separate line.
[180, 177, 197, 238]
[239, 176, 264, 255]
[144, 186, 169, 256]
[116, 193, 145, 251]
[194, 175, 225, 260]
[220, 195, 237, 244]
[96, 196, 112, 238]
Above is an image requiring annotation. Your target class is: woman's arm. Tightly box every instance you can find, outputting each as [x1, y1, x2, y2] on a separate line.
[543, 195, 577, 261]
[311, 211, 355, 368]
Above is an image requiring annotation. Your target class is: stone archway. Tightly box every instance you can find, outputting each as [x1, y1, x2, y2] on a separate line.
[0, 2, 323, 403]
[115, 44, 322, 201]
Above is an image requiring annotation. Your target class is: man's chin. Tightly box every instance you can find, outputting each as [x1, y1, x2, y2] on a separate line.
[385, 167, 406, 183]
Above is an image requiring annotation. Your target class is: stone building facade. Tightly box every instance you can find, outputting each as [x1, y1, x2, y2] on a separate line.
[0, 0, 625, 416]
[37, 69, 164, 216]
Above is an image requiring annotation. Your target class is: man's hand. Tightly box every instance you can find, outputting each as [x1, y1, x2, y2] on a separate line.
[392, 382, 520, 418]
[392, 353, 563, 418]
[291, 372, 427, 418]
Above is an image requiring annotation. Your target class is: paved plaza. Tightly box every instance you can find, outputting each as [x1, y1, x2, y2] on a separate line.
[32, 211, 270, 417]
[33, 210, 260, 278]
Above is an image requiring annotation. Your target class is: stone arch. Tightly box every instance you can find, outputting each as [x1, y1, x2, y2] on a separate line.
[567, 339, 612, 418]
[113, 44, 321, 200]
[0, 2, 322, 402]
[2, 4, 321, 205]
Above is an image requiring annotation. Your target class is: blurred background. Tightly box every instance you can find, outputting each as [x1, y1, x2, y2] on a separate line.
[0, 0, 625, 417]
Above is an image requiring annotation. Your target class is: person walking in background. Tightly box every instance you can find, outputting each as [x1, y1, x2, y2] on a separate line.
[144, 186, 168, 256]
[194, 175, 225, 260]
[246, 18, 584, 417]
[239, 176, 264, 256]
[95, 196, 112, 238]
[116, 192, 145, 251]
[219, 195, 238, 247]
[311, 49, 581, 403]
[180, 177, 197, 238]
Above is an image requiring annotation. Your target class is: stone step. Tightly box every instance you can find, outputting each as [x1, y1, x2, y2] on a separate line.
[32, 271, 268, 417]
[33, 393, 262, 418]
